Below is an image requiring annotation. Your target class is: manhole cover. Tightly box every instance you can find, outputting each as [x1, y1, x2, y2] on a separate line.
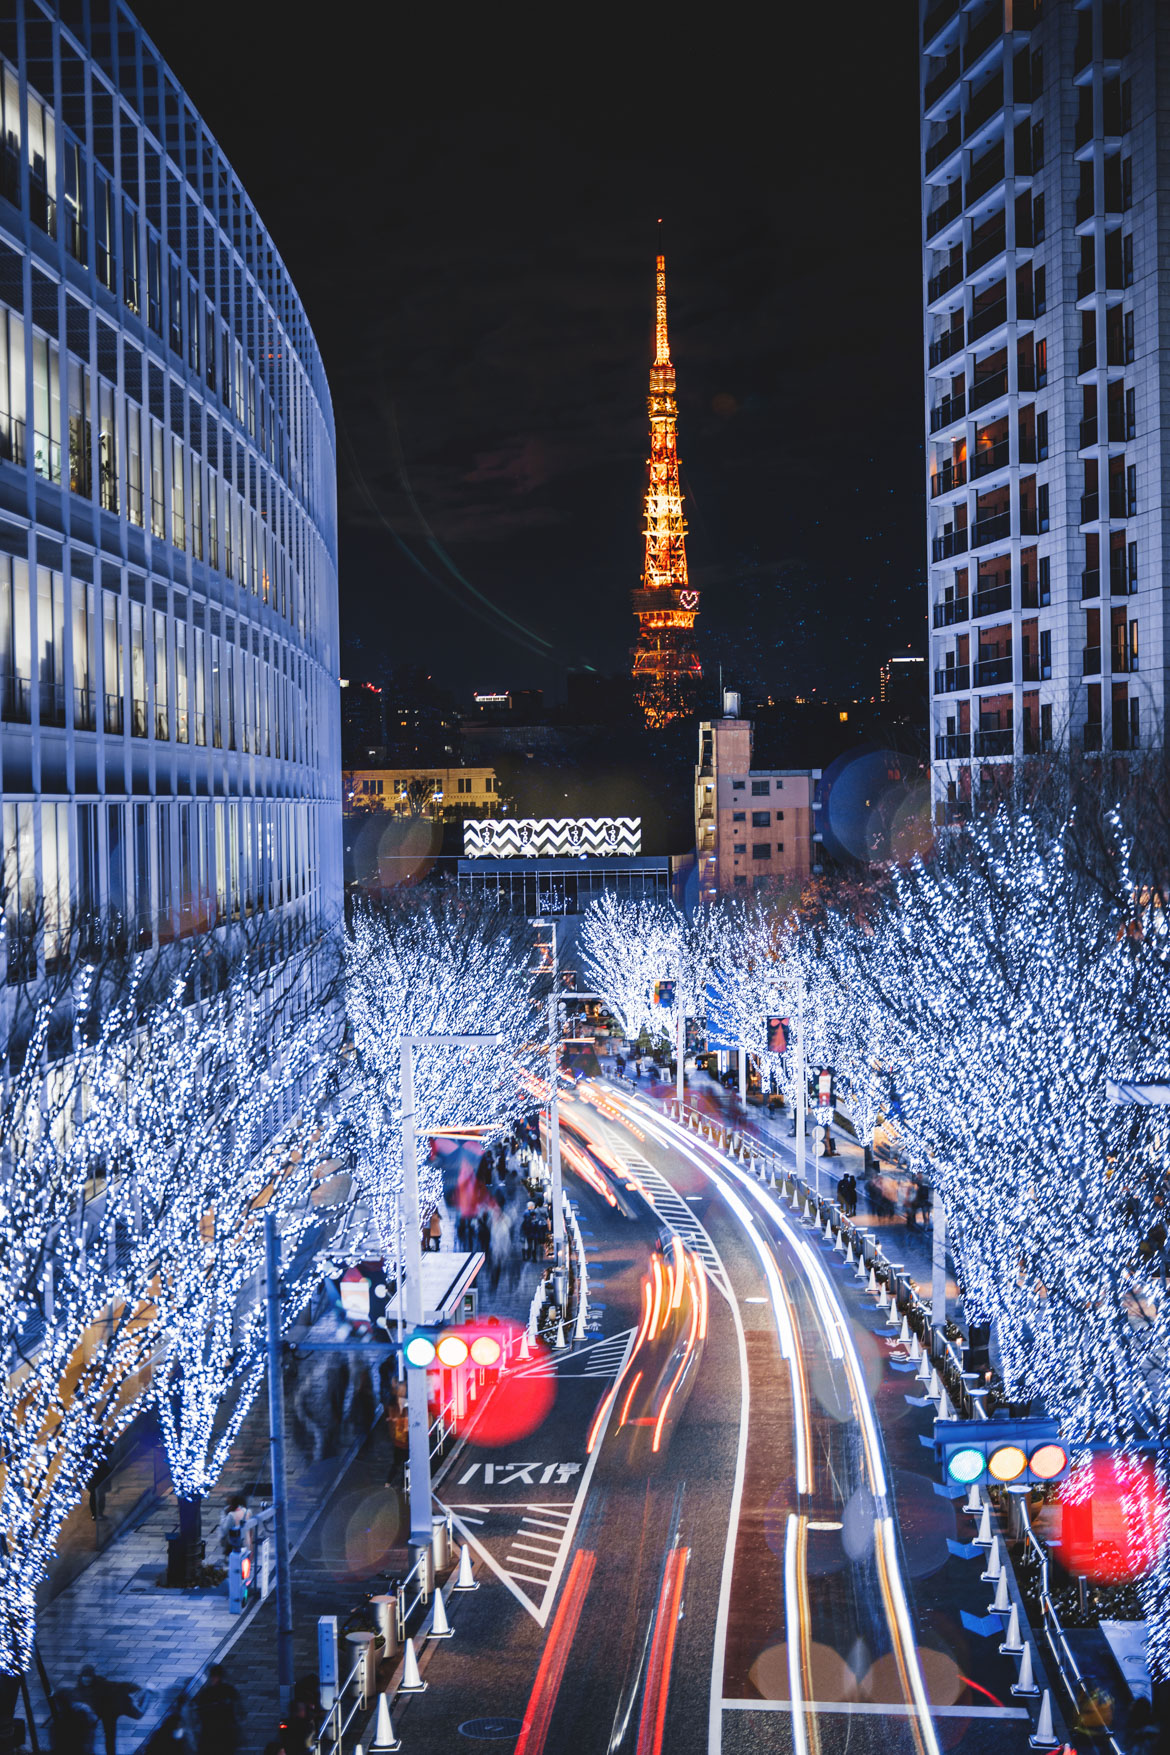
[458, 1719, 522, 1741]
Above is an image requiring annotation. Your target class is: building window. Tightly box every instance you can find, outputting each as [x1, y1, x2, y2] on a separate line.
[731, 810, 745, 822]
[0, 307, 26, 466]
[751, 780, 769, 796]
[751, 810, 770, 826]
[1126, 463, 1137, 515]
[731, 780, 745, 791]
[31, 334, 62, 483]
[752, 843, 770, 860]
[733, 874, 747, 887]
[733, 842, 746, 854]
[776, 842, 785, 853]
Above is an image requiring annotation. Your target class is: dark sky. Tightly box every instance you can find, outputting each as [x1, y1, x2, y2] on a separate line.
[132, 1, 927, 707]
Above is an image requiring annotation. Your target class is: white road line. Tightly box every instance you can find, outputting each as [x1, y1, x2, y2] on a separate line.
[721, 1702, 1031, 1721]
[520, 1517, 569, 1532]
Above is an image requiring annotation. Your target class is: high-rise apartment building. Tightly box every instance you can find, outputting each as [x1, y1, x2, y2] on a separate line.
[922, 0, 1156, 821]
[0, 0, 340, 971]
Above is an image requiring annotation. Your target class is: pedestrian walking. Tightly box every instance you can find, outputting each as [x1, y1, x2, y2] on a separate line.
[427, 1209, 443, 1252]
[49, 1688, 100, 1755]
[76, 1667, 148, 1755]
[194, 1665, 242, 1755]
[216, 1496, 247, 1559]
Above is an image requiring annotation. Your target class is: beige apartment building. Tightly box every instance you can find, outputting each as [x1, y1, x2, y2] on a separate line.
[695, 697, 822, 901]
[344, 766, 504, 820]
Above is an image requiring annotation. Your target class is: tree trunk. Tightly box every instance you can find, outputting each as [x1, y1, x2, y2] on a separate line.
[0, 1674, 23, 1755]
[174, 1494, 204, 1586]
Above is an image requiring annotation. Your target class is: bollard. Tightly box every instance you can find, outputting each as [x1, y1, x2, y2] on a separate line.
[453, 1542, 479, 1592]
[1011, 1642, 1040, 1700]
[432, 1513, 450, 1574]
[429, 1584, 454, 1639]
[347, 1632, 376, 1707]
[370, 1691, 402, 1752]
[1029, 1690, 1058, 1747]
[398, 1637, 427, 1695]
[372, 1594, 399, 1658]
[410, 1539, 435, 1604]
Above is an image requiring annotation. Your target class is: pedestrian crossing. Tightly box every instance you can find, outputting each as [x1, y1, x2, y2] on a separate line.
[552, 1328, 634, 1379]
[605, 1142, 731, 1295]
[502, 1502, 574, 1589]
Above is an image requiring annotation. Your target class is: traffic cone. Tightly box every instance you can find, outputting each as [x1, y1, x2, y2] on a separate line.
[886, 1300, 900, 1328]
[845, 1241, 855, 1266]
[574, 1297, 587, 1343]
[856, 1254, 868, 1281]
[909, 1334, 921, 1361]
[555, 1319, 567, 1350]
[963, 1483, 981, 1515]
[398, 1637, 427, 1694]
[519, 1331, 531, 1362]
[974, 1503, 993, 1547]
[429, 1586, 454, 1639]
[453, 1542, 478, 1591]
[867, 1267, 878, 1293]
[1012, 1642, 1040, 1700]
[916, 1351, 932, 1383]
[370, 1691, 402, 1751]
[877, 1286, 889, 1311]
[928, 1368, 942, 1400]
[988, 1568, 1010, 1615]
[789, 1185, 801, 1211]
[999, 1602, 1024, 1655]
[1028, 1689, 1057, 1744]
[897, 1315, 910, 1343]
[981, 1535, 1002, 1583]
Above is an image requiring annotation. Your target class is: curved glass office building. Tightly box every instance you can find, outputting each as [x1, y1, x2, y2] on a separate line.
[0, 0, 340, 968]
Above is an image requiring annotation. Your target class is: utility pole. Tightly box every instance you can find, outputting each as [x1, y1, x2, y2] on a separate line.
[264, 1212, 294, 1716]
[398, 1032, 502, 1549]
[931, 1189, 947, 1328]
[676, 1001, 685, 1111]
[530, 918, 565, 1260]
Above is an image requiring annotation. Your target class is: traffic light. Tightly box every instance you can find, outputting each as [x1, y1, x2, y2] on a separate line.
[934, 1417, 1070, 1487]
[401, 1324, 506, 1371]
[765, 1016, 790, 1053]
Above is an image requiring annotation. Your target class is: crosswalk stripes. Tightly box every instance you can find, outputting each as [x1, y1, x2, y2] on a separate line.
[606, 1142, 731, 1294]
[501, 1502, 573, 1587]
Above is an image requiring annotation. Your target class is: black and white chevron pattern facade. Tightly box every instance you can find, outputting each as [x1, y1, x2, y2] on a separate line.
[463, 817, 642, 858]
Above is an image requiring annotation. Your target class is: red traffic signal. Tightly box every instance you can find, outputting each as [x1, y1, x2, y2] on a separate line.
[766, 1016, 790, 1053]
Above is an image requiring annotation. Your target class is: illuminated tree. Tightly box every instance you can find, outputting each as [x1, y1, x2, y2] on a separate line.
[0, 966, 162, 1710]
[579, 894, 711, 1054]
[344, 888, 546, 1257]
[82, 941, 355, 1577]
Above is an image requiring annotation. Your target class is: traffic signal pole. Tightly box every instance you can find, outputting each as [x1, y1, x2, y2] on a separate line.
[263, 1212, 295, 1715]
[548, 988, 565, 1260]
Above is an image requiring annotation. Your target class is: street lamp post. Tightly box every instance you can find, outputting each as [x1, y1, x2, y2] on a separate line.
[398, 1031, 502, 1549]
[531, 920, 566, 1262]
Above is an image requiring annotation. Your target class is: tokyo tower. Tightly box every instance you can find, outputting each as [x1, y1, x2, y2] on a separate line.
[631, 252, 702, 727]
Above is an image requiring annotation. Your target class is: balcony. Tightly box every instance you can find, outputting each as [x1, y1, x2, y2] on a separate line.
[74, 685, 97, 731]
[1081, 491, 1100, 523]
[1083, 646, 1102, 675]
[974, 727, 1013, 756]
[923, 0, 959, 45]
[1077, 263, 1097, 300]
[1023, 728, 1054, 754]
[1083, 722, 1103, 752]
[933, 528, 969, 561]
[104, 693, 124, 735]
[934, 665, 970, 694]
[973, 580, 1012, 618]
[1112, 645, 1133, 674]
[966, 75, 1004, 136]
[970, 369, 1008, 411]
[931, 461, 967, 497]
[926, 121, 961, 176]
[931, 390, 966, 432]
[1107, 411, 1128, 443]
[1109, 486, 1129, 519]
[968, 222, 1007, 274]
[1082, 568, 1101, 598]
[973, 654, 1013, 687]
[972, 436, 1010, 478]
[927, 186, 963, 240]
[1079, 414, 1099, 449]
[1021, 578, 1050, 609]
[929, 326, 966, 368]
[925, 52, 961, 111]
[933, 596, 970, 628]
[971, 509, 1011, 548]
[966, 145, 1005, 206]
[1076, 188, 1095, 226]
[927, 258, 963, 304]
[1022, 655, 1041, 682]
[964, 10, 1002, 68]
[935, 732, 971, 759]
[1109, 557, 1132, 595]
[1078, 342, 1098, 374]
[39, 682, 67, 728]
[969, 297, 1007, 344]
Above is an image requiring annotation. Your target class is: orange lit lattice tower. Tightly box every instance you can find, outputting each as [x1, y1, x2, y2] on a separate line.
[631, 253, 701, 726]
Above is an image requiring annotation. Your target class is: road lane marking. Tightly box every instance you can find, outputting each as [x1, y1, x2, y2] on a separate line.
[514, 1549, 597, 1755]
[721, 1702, 1031, 1720]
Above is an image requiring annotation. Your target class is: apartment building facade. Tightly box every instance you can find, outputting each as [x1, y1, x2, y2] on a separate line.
[0, 0, 341, 969]
[695, 696, 821, 901]
[922, 0, 1161, 818]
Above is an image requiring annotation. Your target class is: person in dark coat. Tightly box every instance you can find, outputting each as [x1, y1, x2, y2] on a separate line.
[76, 1668, 146, 1755]
[194, 1666, 242, 1755]
[49, 1690, 100, 1755]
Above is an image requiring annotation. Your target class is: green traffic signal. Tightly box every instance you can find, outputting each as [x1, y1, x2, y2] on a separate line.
[946, 1445, 985, 1484]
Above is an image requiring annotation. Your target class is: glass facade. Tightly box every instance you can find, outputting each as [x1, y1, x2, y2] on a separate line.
[0, 0, 341, 968]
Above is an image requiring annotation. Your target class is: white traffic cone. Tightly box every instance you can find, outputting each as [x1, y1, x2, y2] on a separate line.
[916, 1351, 932, 1383]
[519, 1330, 531, 1361]
[928, 1368, 942, 1400]
[371, 1691, 402, 1751]
[981, 1535, 1002, 1583]
[555, 1319, 567, 1350]
[898, 1315, 910, 1344]
[574, 1297, 587, 1343]
[988, 1568, 1010, 1615]
[429, 1586, 454, 1639]
[845, 1241, 855, 1266]
[1028, 1688, 1056, 1744]
[963, 1482, 981, 1515]
[999, 1602, 1024, 1655]
[789, 1185, 801, 1211]
[398, 1637, 427, 1694]
[867, 1267, 878, 1293]
[974, 1503, 993, 1547]
[909, 1334, 921, 1361]
[856, 1254, 868, 1281]
[886, 1300, 900, 1328]
[877, 1286, 889, 1311]
[453, 1542, 478, 1592]
[1012, 1642, 1040, 1700]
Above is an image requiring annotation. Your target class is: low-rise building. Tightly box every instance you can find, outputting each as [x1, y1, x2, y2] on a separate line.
[343, 765, 503, 820]
[695, 695, 821, 901]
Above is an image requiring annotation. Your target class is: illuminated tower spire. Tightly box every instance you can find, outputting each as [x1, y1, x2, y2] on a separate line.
[631, 251, 702, 727]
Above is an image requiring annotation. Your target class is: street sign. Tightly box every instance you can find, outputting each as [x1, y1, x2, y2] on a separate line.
[933, 1417, 1070, 1486]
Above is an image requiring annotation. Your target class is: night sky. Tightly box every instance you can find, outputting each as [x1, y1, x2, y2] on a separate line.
[132, 2, 926, 707]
